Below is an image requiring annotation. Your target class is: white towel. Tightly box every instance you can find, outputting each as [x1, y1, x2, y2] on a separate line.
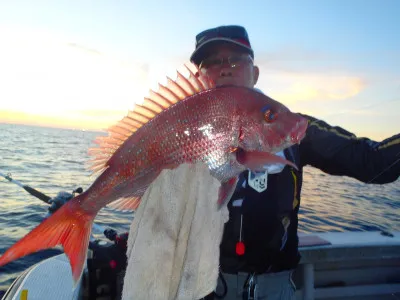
[121, 163, 230, 300]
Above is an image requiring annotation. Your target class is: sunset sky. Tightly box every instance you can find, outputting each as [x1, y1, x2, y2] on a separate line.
[0, 0, 399, 141]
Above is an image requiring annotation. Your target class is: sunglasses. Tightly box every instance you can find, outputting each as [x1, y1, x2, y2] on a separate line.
[199, 55, 254, 70]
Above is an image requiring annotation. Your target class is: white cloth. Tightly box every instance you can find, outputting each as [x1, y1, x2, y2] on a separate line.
[121, 163, 230, 300]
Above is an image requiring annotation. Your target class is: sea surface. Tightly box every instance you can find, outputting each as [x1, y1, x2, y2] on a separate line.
[0, 123, 399, 293]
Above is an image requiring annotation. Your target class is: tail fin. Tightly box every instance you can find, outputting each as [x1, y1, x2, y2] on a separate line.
[0, 195, 95, 285]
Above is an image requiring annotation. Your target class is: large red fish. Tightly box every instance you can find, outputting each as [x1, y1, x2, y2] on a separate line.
[0, 65, 308, 284]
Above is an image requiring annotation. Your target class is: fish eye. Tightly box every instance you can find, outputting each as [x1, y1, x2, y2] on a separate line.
[261, 105, 276, 123]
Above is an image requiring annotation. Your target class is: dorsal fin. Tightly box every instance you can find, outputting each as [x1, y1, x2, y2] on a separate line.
[88, 65, 214, 175]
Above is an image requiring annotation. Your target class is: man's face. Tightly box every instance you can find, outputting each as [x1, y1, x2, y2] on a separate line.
[198, 44, 259, 88]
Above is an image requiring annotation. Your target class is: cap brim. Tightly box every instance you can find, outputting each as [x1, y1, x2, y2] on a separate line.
[190, 38, 254, 65]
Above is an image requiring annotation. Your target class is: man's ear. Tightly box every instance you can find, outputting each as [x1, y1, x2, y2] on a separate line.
[253, 65, 259, 85]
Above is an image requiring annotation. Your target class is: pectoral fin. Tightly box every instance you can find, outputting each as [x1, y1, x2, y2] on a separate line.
[236, 149, 298, 171]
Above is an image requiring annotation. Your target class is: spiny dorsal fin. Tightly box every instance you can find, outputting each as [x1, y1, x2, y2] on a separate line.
[88, 64, 214, 175]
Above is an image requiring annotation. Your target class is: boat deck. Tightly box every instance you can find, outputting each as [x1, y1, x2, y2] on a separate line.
[295, 231, 400, 300]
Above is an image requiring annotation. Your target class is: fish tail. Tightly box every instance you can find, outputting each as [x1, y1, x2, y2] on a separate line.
[0, 193, 95, 286]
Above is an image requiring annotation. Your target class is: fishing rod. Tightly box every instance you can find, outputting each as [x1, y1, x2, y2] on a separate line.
[367, 154, 400, 184]
[0, 171, 52, 204]
[0, 170, 116, 238]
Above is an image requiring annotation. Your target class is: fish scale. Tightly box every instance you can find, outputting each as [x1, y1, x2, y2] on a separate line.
[0, 65, 308, 285]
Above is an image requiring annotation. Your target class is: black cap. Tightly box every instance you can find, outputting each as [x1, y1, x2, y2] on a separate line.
[190, 25, 254, 66]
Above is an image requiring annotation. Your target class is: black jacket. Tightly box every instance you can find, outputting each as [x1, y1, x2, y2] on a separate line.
[219, 114, 400, 274]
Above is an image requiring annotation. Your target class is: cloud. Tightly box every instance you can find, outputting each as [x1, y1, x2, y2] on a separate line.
[256, 46, 331, 65]
[258, 70, 366, 104]
[0, 27, 197, 130]
[251, 46, 369, 104]
[255, 54, 367, 105]
[0, 26, 152, 118]
[0, 109, 118, 131]
[67, 43, 102, 56]
[73, 109, 127, 117]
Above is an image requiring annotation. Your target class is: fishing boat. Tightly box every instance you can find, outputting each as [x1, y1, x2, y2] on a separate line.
[2, 230, 399, 300]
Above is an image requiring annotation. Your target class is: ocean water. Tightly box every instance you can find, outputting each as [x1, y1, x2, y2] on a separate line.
[0, 123, 399, 293]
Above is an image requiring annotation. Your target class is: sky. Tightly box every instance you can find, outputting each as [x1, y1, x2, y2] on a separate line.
[0, 0, 399, 141]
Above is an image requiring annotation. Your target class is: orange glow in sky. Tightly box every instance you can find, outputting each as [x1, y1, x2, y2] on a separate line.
[0, 2, 399, 142]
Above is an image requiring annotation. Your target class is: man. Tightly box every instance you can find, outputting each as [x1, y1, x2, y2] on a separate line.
[190, 25, 400, 299]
